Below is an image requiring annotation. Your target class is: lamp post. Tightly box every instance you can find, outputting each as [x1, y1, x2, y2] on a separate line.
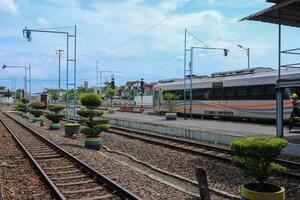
[56, 49, 64, 103]
[184, 46, 229, 118]
[140, 78, 144, 112]
[2, 64, 31, 102]
[237, 44, 250, 69]
[23, 26, 77, 121]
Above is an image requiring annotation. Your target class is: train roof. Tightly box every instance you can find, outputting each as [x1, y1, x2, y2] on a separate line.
[153, 67, 300, 90]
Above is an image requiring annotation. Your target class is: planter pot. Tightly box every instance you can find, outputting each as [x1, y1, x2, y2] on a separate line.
[166, 113, 177, 120]
[84, 136, 101, 150]
[241, 183, 285, 200]
[49, 123, 60, 130]
[64, 123, 80, 137]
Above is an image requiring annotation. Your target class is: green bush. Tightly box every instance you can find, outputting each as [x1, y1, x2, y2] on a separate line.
[30, 109, 44, 117]
[16, 102, 27, 113]
[80, 93, 102, 108]
[77, 109, 104, 118]
[163, 92, 178, 112]
[80, 124, 110, 137]
[48, 104, 65, 114]
[30, 102, 45, 109]
[77, 93, 109, 138]
[231, 137, 288, 192]
[20, 98, 29, 104]
[44, 114, 65, 123]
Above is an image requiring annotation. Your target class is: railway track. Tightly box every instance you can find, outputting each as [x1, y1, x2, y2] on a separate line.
[1, 112, 142, 200]
[106, 124, 300, 180]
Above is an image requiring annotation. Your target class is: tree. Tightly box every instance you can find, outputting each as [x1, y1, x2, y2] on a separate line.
[77, 93, 110, 149]
[103, 83, 118, 108]
[231, 137, 288, 192]
[47, 89, 59, 101]
[163, 92, 178, 113]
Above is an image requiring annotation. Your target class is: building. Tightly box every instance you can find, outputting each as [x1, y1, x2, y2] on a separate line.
[121, 80, 155, 99]
[0, 86, 13, 98]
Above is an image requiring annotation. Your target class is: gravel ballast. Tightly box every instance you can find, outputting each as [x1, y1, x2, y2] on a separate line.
[7, 112, 300, 199]
[7, 113, 196, 200]
[0, 119, 51, 200]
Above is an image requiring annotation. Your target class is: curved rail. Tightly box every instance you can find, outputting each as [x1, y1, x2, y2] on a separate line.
[2, 112, 142, 200]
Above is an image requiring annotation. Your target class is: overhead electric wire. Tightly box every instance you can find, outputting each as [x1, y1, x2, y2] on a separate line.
[83, 0, 196, 57]
[186, 29, 209, 47]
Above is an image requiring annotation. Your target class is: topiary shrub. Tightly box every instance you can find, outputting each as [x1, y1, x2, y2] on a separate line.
[48, 104, 65, 114]
[30, 110, 44, 117]
[20, 98, 29, 104]
[30, 102, 45, 110]
[16, 102, 27, 113]
[80, 93, 102, 108]
[77, 93, 110, 149]
[29, 102, 45, 120]
[44, 114, 65, 123]
[44, 104, 65, 130]
[231, 136, 288, 192]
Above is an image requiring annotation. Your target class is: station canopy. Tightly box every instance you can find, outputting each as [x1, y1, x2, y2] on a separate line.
[242, 0, 300, 28]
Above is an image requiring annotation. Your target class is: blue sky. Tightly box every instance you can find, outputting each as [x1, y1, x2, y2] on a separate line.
[0, 0, 299, 93]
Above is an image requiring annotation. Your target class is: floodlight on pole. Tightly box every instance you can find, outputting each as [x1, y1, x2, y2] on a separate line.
[237, 44, 250, 69]
[22, 26, 77, 121]
[2, 64, 31, 102]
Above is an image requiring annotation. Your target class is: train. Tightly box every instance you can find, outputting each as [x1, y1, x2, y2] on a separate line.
[153, 67, 300, 120]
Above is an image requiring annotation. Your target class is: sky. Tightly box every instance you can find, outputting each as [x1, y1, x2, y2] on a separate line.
[0, 0, 299, 93]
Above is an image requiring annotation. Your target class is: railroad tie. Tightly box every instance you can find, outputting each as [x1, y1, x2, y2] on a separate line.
[34, 154, 61, 160]
[51, 174, 89, 181]
[62, 186, 105, 194]
[76, 193, 115, 200]
[56, 180, 96, 186]
[43, 165, 75, 170]
[47, 169, 81, 175]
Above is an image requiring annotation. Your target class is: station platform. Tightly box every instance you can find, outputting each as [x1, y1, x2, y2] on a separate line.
[104, 112, 300, 157]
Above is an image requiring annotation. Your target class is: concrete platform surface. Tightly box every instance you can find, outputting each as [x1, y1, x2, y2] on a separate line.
[104, 112, 300, 145]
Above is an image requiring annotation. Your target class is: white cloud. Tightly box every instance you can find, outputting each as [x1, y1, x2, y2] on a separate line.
[0, 0, 17, 15]
[37, 16, 50, 27]
[208, 0, 215, 4]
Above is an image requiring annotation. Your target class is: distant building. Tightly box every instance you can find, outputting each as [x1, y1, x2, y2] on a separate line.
[121, 80, 156, 99]
[0, 86, 13, 98]
[84, 81, 88, 89]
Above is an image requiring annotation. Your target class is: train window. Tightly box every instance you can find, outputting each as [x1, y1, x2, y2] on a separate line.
[264, 85, 276, 100]
[250, 87, 262, 96]
[213, 88, 223, 99]
[224, 88, 235, 99]
[237, 87, 247, 96]
[202, 89, 212, 100]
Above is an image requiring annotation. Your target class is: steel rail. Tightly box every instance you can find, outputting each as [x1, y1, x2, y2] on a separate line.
[0, 118, 65, 200]
[110, 125, 300, 168]
[3, 112, 142, 200]
[107, 125, 300, 180]
[65, 116, 300, 179]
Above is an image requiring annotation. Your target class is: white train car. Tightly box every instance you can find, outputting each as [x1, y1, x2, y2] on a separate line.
[153, 67, 300, 120]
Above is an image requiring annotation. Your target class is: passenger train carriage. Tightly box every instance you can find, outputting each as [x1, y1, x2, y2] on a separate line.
[153, 67, 300, 120]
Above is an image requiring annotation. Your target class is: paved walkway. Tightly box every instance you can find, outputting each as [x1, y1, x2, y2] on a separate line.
[104, 112, 300, 144]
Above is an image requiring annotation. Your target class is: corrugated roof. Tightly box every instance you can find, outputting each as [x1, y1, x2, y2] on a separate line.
[242, 0, 300, 28]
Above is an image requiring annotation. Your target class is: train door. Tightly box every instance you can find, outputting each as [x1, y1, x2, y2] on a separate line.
[41, 93, 47, 107]
[153, 89, 161, 112]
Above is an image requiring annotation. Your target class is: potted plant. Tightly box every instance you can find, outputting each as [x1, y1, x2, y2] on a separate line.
[44, 104, 65, 130]
[231, 136, 288, 200]
[29, 102, 45, 122]
[15, 98, 29, 118]
[163, 92, 178, 120]
[77, 93, 110, 150]
[64, 123, 81, 137]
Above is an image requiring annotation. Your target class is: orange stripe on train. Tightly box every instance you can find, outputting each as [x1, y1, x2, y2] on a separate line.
[176, 101, 292, 111]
